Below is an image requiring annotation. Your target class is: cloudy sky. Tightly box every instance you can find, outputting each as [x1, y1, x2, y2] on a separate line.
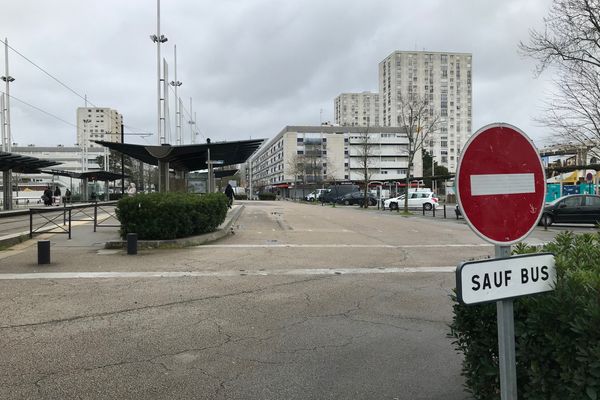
[1, 0, 556, 148]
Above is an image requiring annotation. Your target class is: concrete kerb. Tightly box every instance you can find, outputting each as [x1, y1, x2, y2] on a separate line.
[0, 226, 59, 250]
[104, 204, 245, 250]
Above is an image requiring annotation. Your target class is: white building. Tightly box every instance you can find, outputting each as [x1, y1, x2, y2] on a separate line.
[379, 51, 472, 173]
[334, 92, 380, 127]
[248, 125, 421, 193]
[76, 107, 123, 149]
[10, 145, 104, 193]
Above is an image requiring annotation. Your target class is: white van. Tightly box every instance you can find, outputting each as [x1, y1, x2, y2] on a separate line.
[305, 189, 327, 201]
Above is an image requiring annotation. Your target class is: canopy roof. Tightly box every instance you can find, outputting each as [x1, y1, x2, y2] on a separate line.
[94, 139, 265, 171]
[40, 169, 128, 181]
[0, 151, 61, 173]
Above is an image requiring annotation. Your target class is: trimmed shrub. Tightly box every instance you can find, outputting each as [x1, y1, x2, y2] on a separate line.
[449, 231, 600, 399]
[115, 192, 228, 240]
[258, 192, 276, 200]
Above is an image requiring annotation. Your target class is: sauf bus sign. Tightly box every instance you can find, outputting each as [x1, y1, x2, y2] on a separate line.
[456, 253, 556, 305]
[455, 123, 556, 400]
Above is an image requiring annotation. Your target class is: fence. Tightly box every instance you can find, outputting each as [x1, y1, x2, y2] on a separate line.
[26, 201, 119, 239]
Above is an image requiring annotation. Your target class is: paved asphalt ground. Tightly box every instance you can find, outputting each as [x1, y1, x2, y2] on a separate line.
[0, 200, 594, 399]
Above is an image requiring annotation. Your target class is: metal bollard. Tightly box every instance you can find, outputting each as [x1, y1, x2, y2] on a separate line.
[38, 240, 51, 265]
[127, 233, 138, 255]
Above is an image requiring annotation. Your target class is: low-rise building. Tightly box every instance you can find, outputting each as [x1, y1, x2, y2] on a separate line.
[247, 125, 422, 196]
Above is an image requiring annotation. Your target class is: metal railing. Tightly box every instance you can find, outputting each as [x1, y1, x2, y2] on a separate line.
[27, 201, 119, 239]
[29, 206, 72, 239]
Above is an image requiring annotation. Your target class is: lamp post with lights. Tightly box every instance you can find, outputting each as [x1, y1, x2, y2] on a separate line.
[150, 0, 168, 145]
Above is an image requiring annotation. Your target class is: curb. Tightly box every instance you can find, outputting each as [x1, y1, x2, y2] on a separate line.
[104, 204, 245, 250]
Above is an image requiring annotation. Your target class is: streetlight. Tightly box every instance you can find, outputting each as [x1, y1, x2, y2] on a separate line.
[150, 0, 168, 145]
[81, 118, 91, 172]
[169, 45, 182, 145]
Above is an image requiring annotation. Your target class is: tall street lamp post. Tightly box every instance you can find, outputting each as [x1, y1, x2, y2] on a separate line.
[150, 0, 167, 145]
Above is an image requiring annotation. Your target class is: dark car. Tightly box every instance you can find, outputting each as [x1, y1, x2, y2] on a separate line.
[337, 191, 377, 206]
[319, 185, 360, 203]
[540, 194, 600, 226]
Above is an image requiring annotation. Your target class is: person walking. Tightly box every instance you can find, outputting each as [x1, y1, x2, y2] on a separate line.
[65, 188, 72, 204]
[224, 183, 234, 209]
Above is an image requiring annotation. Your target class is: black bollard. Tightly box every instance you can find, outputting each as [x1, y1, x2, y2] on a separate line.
[38, 240, 51, 265]
[127, 233, 138, 255]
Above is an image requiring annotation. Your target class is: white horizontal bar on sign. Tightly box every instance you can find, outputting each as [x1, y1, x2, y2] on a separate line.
[470, 173, 535, 196]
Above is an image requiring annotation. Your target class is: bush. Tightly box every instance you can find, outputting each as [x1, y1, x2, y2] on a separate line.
[115, 192, 228, 240]
[449, 232, 600, 399]
[258, 192, 276, 200]
[235, 194, 248, 200]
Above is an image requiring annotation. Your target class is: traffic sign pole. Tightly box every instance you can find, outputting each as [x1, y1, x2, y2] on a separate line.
[496, 245, 517, 400]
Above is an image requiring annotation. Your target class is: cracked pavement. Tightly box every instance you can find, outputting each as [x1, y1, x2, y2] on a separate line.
[0, 200, 533, 399]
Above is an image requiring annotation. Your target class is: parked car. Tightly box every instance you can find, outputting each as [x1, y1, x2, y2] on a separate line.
[337, 191, 377, 206]
[305, 189, 327, 202]
[319, 185, 360, 203]
[540, 194, 600, 226]
[384, 192, 439, 210]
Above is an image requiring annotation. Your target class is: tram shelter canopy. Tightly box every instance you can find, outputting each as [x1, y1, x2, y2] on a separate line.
[0, 151, 61, 173]
[41, 169, 128, 182]
[93, 139, 265, 171]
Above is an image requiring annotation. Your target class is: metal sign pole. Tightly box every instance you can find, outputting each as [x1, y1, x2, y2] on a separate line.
[496, 244, 517, 400]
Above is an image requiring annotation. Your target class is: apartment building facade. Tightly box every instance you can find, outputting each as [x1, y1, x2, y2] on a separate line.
[379, 51, 472, 173]
[76, 107, 123, 149]
[334, 92, 380, 127]
[247, 126, 422, 193]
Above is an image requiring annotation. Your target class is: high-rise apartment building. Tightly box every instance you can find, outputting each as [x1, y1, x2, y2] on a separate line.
[379, 51, 472, 173]
[76, 107, 123, 148]
[334, 92, 380, 127]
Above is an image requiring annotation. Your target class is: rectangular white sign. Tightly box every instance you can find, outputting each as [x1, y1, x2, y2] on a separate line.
[456, 253, 556, 305]
[470, 173, 535, 196]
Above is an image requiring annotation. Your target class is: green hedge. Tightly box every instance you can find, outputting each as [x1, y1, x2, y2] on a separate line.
[258, 192, 276, 200]
[449, 232, 600, 399]
[115, 192, 228, 240]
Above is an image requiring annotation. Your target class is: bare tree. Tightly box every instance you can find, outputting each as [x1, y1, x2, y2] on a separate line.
[354, 126, 375, 208]
[286, 153, 307, 199]
[396, 93, 439, 212]
[519, 0, 600, 155]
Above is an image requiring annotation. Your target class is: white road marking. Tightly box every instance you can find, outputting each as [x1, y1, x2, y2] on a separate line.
[470, 173, 535, 196]
[0, 266, 457, 280]
[195, 244, 492, 249]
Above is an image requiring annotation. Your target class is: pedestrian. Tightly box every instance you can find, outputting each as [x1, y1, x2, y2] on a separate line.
[65, 188, 72, 203]
[42, 186, 53, 206]
[127, 182, 137, 196]
[54, 186, 61, 206]
[224, 183, 234, 208]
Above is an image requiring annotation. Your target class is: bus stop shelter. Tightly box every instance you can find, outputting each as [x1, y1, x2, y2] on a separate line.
[41, 169, 128, 201]
[1, 151, 61, 210]
[94, 139, 264, 193]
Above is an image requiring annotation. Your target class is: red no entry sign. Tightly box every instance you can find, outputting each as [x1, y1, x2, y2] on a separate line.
[456, 123, 546, 244]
